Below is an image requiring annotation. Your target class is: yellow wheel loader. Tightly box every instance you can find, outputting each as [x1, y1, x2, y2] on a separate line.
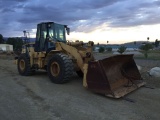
[15, 22, 145, 98]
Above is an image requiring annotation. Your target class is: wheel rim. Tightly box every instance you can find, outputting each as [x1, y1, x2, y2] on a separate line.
[19, 59, 25, 71]
[50, 62, 60, 77]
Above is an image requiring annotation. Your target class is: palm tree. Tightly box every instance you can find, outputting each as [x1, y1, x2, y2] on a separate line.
[147, 37, 149, 42]
[107, 41, 109, 44]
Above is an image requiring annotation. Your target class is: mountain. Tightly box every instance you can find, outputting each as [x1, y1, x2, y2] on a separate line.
[95, 41, 155, 49]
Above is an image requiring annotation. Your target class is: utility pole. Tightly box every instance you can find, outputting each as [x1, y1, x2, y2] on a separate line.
[23, 30, 30, 44]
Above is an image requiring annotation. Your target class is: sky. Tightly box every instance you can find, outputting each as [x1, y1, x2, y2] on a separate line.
[0, 0, 160, 44]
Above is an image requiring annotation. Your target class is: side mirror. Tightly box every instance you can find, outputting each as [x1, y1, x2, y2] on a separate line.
[66, 27, 70, 35]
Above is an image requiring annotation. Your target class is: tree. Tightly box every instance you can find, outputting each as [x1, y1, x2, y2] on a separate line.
[155, 39, 159, 48]
[99, 46, 105, 53]
[139, 43, 153, 58]
[147, 37, 149, 42]
[117, 46, 127, 54]
[0, 34, 4, 44]
[6, 37, 24, 51]
[134, 41, 136, 45]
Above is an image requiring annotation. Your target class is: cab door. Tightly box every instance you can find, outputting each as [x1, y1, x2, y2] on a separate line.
[35, 23, 47, 52]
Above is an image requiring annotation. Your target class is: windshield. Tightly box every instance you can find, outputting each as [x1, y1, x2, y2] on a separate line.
[48, 23, 66, 42]
[54, 24, 66, 42]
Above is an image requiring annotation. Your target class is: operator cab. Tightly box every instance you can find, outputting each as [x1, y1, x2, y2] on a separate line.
[34, 22, 70, 52]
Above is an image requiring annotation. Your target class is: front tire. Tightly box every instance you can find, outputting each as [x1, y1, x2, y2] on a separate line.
[47, 53, 74, 84]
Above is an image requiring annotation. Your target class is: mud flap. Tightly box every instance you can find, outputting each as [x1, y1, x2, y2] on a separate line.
[86, 54, 145, 98]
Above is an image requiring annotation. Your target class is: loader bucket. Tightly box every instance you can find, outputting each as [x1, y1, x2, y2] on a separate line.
[86, 54, 145, 98]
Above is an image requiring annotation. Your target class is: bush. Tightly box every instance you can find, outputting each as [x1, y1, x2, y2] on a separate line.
[99, 47, 105, 53]
[139, 43, 153, 51]
[139, 43, 153, 58]
[117, 46, 127, 54]
[106, 47, 112, 52]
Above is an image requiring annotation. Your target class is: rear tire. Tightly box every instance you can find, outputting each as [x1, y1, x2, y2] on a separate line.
[17, 54, 33, 76]
[47, 53, 74, 84]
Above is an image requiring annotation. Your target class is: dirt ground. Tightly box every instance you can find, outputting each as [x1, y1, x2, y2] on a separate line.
[0, 54, 160, 120]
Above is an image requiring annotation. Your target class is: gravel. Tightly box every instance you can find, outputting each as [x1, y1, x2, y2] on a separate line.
[0, 55, 160, 120]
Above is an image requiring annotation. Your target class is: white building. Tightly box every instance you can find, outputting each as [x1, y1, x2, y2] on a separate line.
[0, 44, 13, 51]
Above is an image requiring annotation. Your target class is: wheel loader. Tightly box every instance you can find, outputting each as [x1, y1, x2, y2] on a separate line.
[15, 22, 145, 98]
